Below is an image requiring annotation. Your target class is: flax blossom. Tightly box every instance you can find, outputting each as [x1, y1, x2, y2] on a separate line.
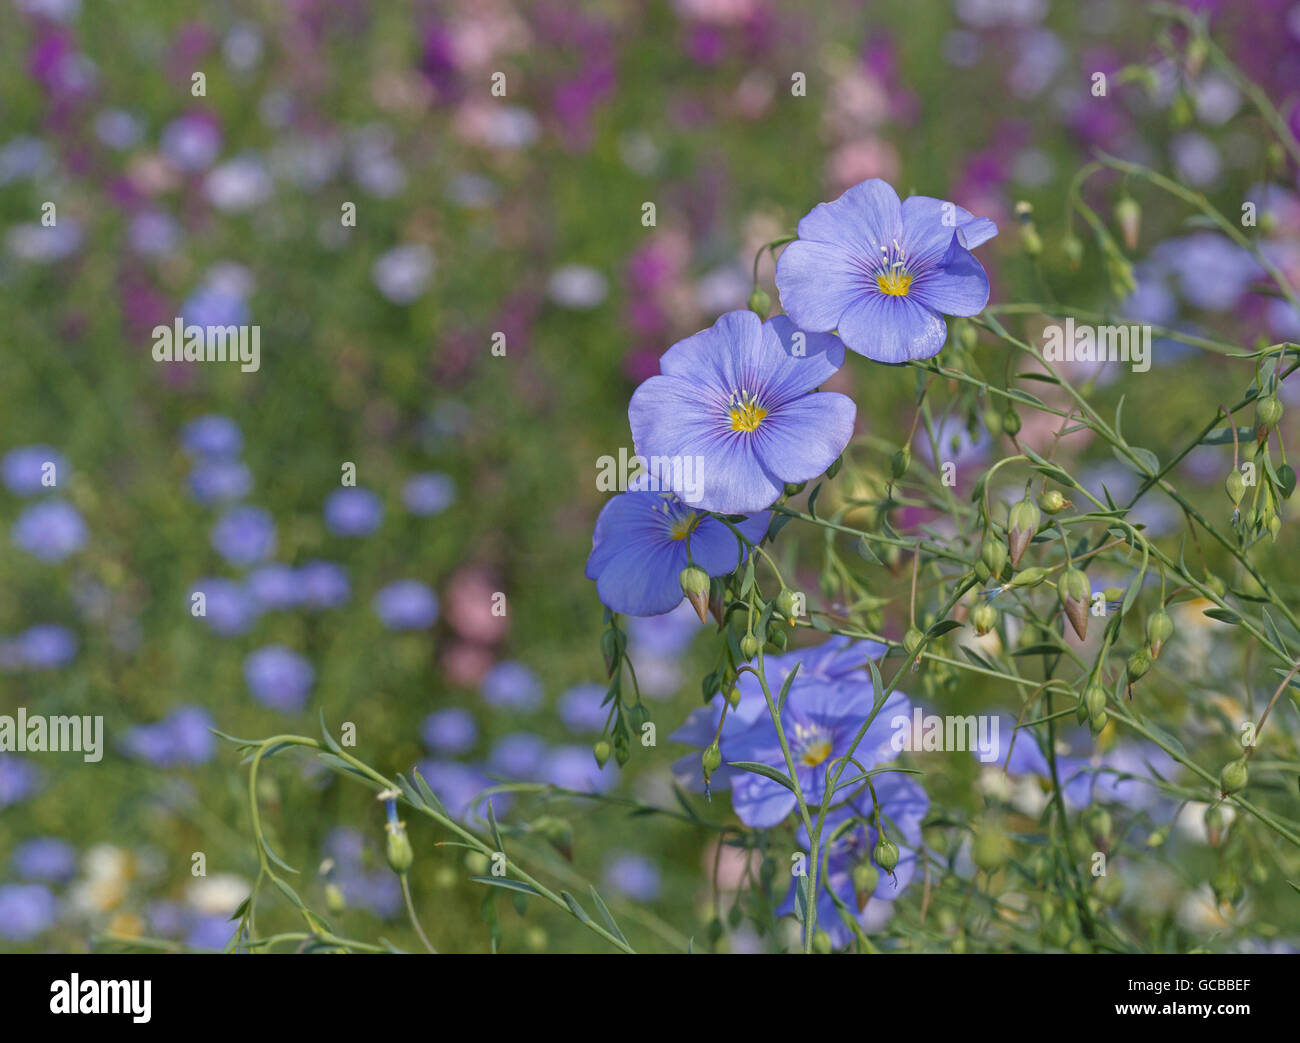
[627, 311, 855, 514]
[585, 489, 768, 617]
[775, 178, 997, 363]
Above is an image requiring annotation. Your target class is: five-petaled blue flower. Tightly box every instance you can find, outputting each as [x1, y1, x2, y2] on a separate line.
[627, 311, 855, 515]
[776, 178, 997, 364]
[585, 489, 768, 617]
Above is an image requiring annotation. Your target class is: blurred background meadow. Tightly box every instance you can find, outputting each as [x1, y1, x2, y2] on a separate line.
[2, 0, 1300, 953]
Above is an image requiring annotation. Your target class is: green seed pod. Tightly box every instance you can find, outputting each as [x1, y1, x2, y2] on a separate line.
[1220, 757, 1248, 795]
[1008, 566, 1048, 589]
[775, 588, 801, 621]
[873, 836, 900, 874]
[1037, 489, 1068, 514]
[1225, 469, 1245, 506]
[1126, 648, 1152, 686]
[981, 536, 1008, 580]
[970, 601, 998, 636]
[1059, 567, 1091, 640]
[701, 742, 723, 782]
[747, 286, 771, 318]
[1002, 407, 1023, 436]
[972, 824, 1008, 873]
[385, 821, 414, 875]
[851, 862, 880, 910]
[903, 627, 925, 655]
[1256, 394, 1283, 430]
[1146, 610, 1173, 658]
[679, 565, 710, 622]
[592, 740, 611, 768]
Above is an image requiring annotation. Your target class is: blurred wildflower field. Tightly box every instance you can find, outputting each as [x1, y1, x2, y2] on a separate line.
[3, 0, 1300, 955]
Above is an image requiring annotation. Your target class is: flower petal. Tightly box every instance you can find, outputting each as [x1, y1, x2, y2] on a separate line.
[759, 316, 847, 403]
[909, 236, 990, 316]
[795, 178, 903, 250]
[900, 195, 998, 265]
[752, 392, 856, 485]
[836, 292, 947, 363]
[774, 239, 868, 332]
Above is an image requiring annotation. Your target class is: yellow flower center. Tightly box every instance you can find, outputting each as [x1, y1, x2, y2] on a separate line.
[728, 390, 768, 433]
[799, 738, 833, 768]
[669, 512, 700, 541]
[875, 267, 913, 296]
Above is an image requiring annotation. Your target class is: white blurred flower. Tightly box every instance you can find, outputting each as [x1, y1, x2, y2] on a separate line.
[695, 265, 749, 314]
[6, 220, 82, 262]
[186, 873, 251, 916]
[93, 108, 143, 150]
[372, 243, 435, 304]
[223, 22, 264, 72]
[205, 156, 273, 211]
[547, 264, 608, 310]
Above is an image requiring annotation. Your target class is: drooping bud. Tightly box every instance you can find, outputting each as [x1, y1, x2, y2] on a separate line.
[1220, 757, 1248, 795]
[1007, 498, 1041, 569]
[1014, 201, 1041, 256]
[851, 862, 879, 911]
[679, 565, 710, 623]
[747, 286, 771, 318]
[983, 406, 1004, 438]
[1058, 567, 1091, 640]
[1225, 469, 1245, 506]
[903, 627, 925, 656]
[724, 684, 741, 709]
[1084, 682, 1108, 735]
[740, 632, 760, 660]
[891, 447, 911, 480]
[873, 836, 900, 874]
[592, 740, 611, 767]
[1145, 610, 1173, 658]
[971, 823, 1008, 874]
[701, 742, 723, 783]
[766, 627, 788, 653]
[971, 601, 998, 636]
[1037, 490, 1069, 515]
[1115, 195, 1141, 251]
[1002, 407, 1022, 436]
[385, 820, 414, 875]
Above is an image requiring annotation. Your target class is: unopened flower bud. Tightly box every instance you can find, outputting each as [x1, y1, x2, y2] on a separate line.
[740, 633, 760, 660]
[724, 685, 741, 709]
[1007, 498, 1040, 568]
[592, 740, 611, 767]
[983, 406, 1004, 437]
[747, 286, 771, 318]
[702, 742, 723, 782]
[1037, 489, 1068, 514]
[891, 447, 911, 479]
[1220, 757, 1248, 795]
[1084, 682, 1108, 731]
[324, 882, 346, 915]
[972, 824, 1008, 873]
[680, 565, 710, 623]
[1059, 567, 1091, 640]
[1146, 610, 1173, 658]
[903, 627, 925, 655]
[766, 627, 788, 652]
[873, 836, 900, 874]
[1002, 407, 1022, 436]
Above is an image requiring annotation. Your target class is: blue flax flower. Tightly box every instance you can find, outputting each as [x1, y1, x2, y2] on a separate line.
[586, 490, 768, 617]
[628, 311, 855, 514]
[776, 178, 997, 363]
